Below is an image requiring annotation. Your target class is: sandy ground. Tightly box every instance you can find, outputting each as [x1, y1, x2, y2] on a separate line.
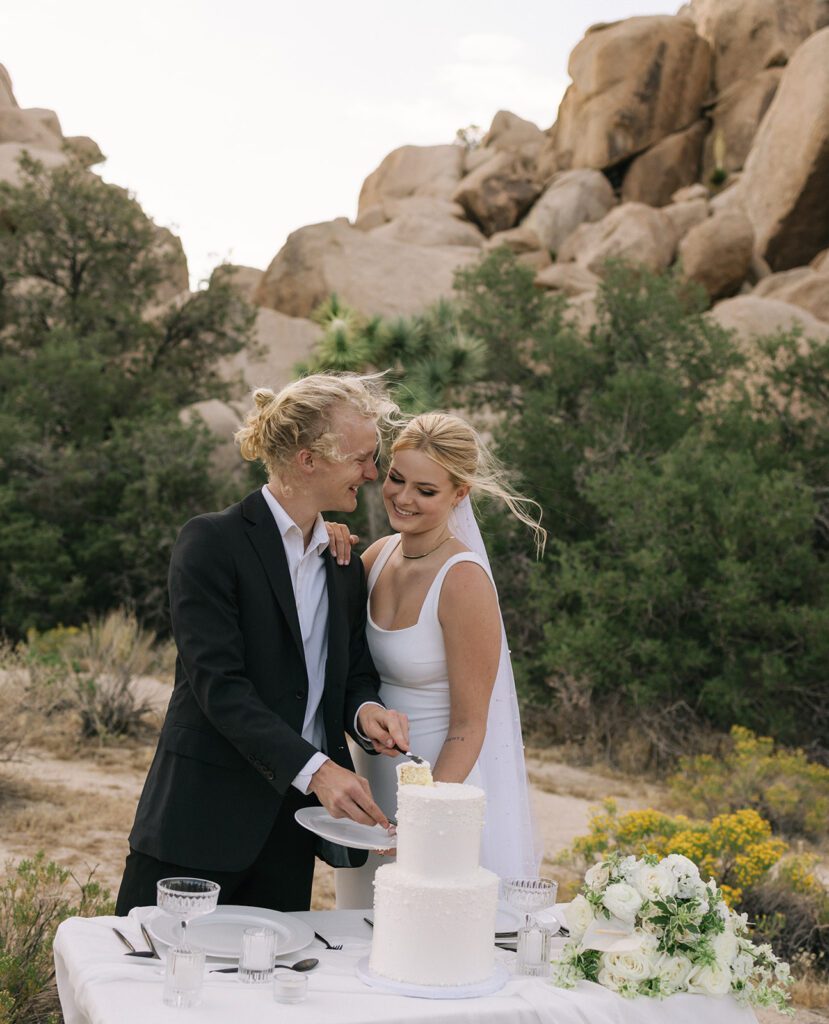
[0, 684, 826, 1022]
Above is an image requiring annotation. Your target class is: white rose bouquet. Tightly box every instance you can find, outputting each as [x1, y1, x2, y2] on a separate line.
[552, 852, 792, 1014]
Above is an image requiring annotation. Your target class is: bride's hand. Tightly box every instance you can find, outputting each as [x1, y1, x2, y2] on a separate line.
[325, 522, 358, 565]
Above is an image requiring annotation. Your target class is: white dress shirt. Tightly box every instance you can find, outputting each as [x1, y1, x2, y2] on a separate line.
[261, 486, 331, 793]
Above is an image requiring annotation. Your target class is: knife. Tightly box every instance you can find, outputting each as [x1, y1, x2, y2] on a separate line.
[140, 922, 161, 959]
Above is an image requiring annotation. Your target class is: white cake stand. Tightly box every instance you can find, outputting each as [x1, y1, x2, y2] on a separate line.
[356, 958, 509, 999]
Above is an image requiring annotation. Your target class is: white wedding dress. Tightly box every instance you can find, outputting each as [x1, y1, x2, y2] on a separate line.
[335, 512, 539, 909]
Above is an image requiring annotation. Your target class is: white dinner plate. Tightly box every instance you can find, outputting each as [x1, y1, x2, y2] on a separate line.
[294, 806, 398, 851]
[145, 905, 314, 959]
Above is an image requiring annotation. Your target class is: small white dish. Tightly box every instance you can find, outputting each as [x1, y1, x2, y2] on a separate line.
[294, 806, 397, 851]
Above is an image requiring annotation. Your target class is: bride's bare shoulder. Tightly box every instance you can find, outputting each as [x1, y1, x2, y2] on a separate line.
[361, 535, 394, 574]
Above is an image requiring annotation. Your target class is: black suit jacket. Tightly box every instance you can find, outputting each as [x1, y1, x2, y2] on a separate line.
[128, 489, 382, 871]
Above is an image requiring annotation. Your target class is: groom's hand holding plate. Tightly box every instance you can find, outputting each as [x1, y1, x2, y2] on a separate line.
[357, 705, 410, 758]
[308, 760, 390, 829]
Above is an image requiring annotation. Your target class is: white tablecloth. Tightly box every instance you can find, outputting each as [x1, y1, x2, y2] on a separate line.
[54, 908, 758, 1024]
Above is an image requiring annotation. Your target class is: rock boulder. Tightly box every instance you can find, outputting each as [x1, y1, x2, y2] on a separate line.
[358, 145, 464, 216]
[520, 169, 616, 255]
[622, 121, 707, 207]
[452, 151, 542, 236]
[678, 207, 755, 298]
[558, 202, 678, 275]
[753, 266, 829, 321]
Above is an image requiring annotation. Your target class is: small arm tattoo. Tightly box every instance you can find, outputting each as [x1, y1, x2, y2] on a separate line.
[445, 735, 465, 742]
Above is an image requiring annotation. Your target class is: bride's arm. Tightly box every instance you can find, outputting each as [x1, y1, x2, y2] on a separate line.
[432, 563, 501, 783]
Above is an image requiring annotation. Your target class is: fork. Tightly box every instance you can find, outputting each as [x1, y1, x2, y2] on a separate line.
[313, 930, 343, 951]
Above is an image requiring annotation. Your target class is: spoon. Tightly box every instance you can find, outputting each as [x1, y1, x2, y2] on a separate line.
[210, 957, 319, 974]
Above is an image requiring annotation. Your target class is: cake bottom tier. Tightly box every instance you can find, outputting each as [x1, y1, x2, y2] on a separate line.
[369, 864, 499, 986]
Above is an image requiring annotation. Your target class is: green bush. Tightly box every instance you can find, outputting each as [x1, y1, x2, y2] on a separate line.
[0, 154, 256, 638]
[0, 853, 113, 1024]
[670, 726, 829, 842]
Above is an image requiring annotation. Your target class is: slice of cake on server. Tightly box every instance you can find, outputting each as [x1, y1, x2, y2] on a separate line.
[368, 760, 500, 987]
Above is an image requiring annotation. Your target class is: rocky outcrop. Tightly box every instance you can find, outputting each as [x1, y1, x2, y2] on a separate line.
[689, 0, 820, 90]
[371, 211, 484, 248]
[664, 196, 709, 241]
[622, 121, 707, 207]
[534, 264, 600, 296]
[550, 17, 712, 171]
[708, 294, 829, 344]
[733, 28, 829, 270]
[701, 69, 781, 182]
[210, 264, 265, 303]
[452, 151, 542, 236]
[753, 266, 829, 321]
[254, 218, 477, 319]
[357, 145, 464, 217]
[678, 208, 755, 298]
[220, 307, 322, 390]
[520, 169, 616, 255]
[480, 110, 546, 155]
[558, 202, 678, 275]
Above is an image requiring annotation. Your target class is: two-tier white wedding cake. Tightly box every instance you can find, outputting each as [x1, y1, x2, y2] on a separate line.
[368, 764, 499, 986]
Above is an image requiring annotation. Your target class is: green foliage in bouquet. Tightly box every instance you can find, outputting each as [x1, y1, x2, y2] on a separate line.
[0, 155, 256, 637]
[0, 853, 113, 1024]
[670, 726, 829, 842]
[553, 851, 793, 1013]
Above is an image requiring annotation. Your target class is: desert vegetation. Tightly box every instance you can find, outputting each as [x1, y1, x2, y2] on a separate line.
[1, 160, 827, 1020]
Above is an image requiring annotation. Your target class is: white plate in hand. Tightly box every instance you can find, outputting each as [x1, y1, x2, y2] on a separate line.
[295, 806, 397, 851]
[145, 905, 314, 959]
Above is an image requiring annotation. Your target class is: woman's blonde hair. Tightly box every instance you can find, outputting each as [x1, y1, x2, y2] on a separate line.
[235, 372, 399, 481]
[392, 412, 547, 556]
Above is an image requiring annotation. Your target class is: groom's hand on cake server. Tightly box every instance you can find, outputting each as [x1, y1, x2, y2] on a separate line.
[308, 760, 390, 828]
[356, 704, 410, 759]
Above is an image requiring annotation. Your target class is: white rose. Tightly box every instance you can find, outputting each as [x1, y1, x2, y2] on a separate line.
[565, 894, 594, 942]
[596, 965, 624, 992]
[585, 862, 611, 890]
[712, 930, 739, 966]
[603, 949, 652, 983]
[655, 953, 694, 994]
[687, 962, 732, 996]
[602, 882, 643, 923]
[616, 855, 638, 883]
[731, 952, 754, 981]
[632, 862, 678, 900]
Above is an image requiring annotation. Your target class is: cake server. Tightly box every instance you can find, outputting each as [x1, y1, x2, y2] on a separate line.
[392, 745, 427, 764]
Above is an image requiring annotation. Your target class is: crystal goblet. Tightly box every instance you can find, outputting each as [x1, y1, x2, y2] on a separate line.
[156, 877, 220, 951]
[502, 877, 558, 919]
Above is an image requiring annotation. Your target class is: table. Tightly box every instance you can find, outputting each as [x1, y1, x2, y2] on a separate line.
[54, 908, 759, 1024]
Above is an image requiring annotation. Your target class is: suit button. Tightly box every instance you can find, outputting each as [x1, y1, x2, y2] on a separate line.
[295, 691, 304, 700]
[264, 770, 274, 781]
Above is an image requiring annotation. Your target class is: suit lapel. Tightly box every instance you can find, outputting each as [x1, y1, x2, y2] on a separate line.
[242, 491, 306, 666]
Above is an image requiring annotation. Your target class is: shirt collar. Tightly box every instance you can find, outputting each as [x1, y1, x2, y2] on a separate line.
[261, 485, 330, 557]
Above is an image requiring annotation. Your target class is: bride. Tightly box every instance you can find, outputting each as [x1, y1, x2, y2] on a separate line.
[334, 412, 546, 908]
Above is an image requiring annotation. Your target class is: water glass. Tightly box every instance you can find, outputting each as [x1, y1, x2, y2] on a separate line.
[163, 946, 205, 1008]
[274, 971, 308, 1004]
[238, 926, 275, 984]
[517, 914, 553, 977]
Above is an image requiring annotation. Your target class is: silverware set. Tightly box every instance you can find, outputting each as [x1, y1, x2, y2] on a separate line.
[112, 925, 161, 959]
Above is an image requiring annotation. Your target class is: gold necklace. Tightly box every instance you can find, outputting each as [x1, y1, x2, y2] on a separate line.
[400, 534, 455, 560]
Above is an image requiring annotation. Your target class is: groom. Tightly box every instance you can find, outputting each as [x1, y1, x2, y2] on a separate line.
[115, 373, 408, 914]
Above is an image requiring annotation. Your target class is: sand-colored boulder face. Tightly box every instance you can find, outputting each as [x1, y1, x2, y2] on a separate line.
[702, 69, 781, 182]
[737, 28, 829, 270]
[521, 169, 616, 255]
[708, 294, 829, 344]
[210, 264, 264, 303]
[534, 263, 600, 296]
[220, 308, 322, 391]
[679, 208, 755, 299]
[622, 121, 707, 207]
[357, 145, 464, 216]
[753, 266, 829, 322]
[558, 202, 677, 275]
[480, 110, 545, 155]
[255, 218, 478, 319]
[0, 142, 66, 186]
[370, 212, 484, 248]
[553, 17, 711, 171]
[0, 65, 17, 108]
[0, 108, 63, 150]
[664, 196, 709, 241]
[690, 0, 820, 91]
[151, 226, 190, 303]
[452, 151, 542, 236]
[64, 136, 105, 167]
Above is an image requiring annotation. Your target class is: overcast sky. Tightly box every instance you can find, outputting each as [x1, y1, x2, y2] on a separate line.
[2, 1, 680, 286]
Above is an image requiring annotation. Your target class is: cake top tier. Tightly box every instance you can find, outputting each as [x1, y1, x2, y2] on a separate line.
[397, 780, 486, 829]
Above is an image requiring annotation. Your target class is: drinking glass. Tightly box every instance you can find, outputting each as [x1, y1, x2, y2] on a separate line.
[163, 946, 205, 1008]
[502, 877, 558, 917]
[156, 877, 220, 951]
[239, 926, 275, 984]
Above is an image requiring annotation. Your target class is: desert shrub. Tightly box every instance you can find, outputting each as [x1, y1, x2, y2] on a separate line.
[741, 855, 829, 980]
[0, 154, 255, 638]
[0, 853, 112, 1024]
[670, 726, 829, 842]
[26, 609, 160, 740]
[0, 644, 26, 764]
[567, 801, 786, 906]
